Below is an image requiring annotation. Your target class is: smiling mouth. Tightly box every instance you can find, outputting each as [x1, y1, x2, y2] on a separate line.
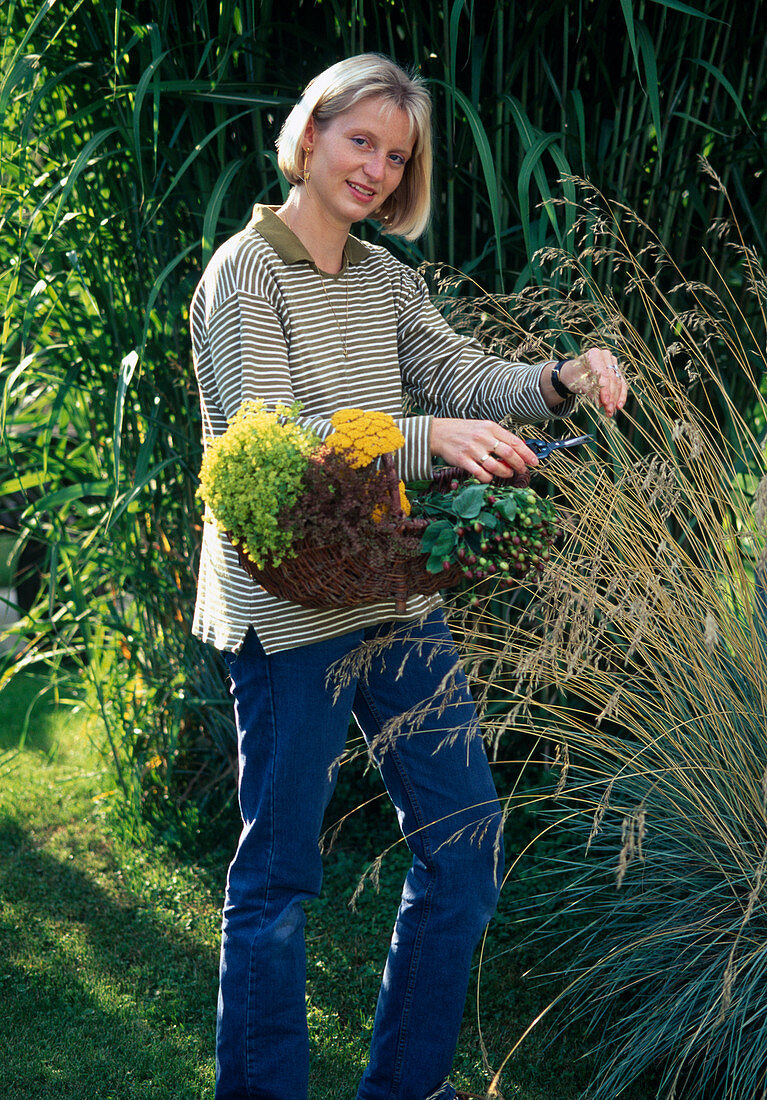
[347, 181, 376, 199]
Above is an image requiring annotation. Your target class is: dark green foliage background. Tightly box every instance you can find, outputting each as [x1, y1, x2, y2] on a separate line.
[1, 0, 766, 816]
[3, 4, 767, 1096]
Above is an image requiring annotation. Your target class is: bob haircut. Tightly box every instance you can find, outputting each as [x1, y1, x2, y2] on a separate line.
[276, 54, 432, 240]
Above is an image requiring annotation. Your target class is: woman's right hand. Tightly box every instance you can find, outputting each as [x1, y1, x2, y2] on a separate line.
[429, 418, 540, 484]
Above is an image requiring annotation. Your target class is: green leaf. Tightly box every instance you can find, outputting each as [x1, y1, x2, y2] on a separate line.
[0, 470, 50, 496]
[425, 523, 458, 573]
[448, 0, 467, 93]
[429, 78, 504, 287]
[495, 496, 518, 523]
[637, 22, 663, 160]
[691, 58, 753, 130]
[619, 0, 641, 79]
[202, 158, 245, 266]
[50, 127, 119, 233]
[426, 548, 449, 574]
[647, 0, 726, 21]
[30, 481, 112, 513]
[421, 520, 456, 557]
[452, 483, 485, 520]
[132, 48, 170, 194]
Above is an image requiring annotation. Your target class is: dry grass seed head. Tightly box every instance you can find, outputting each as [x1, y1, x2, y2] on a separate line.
[586, 778, 616, 854]
[554, 739, 570, 796]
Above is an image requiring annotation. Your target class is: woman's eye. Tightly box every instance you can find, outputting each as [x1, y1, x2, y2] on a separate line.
[389, 154, 406, 167]
[351, 136, 368, 147]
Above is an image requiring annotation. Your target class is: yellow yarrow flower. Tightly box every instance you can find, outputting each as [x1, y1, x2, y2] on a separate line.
[326, 408, 405, 469]
[372, 481, 411, 523]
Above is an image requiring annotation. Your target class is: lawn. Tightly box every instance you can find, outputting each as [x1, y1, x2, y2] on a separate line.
[0, 667, 642, 1099]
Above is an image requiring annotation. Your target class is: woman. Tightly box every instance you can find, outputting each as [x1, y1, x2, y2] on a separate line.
[191, 54, 626, 1100]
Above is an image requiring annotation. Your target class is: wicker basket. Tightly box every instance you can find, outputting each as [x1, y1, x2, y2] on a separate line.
[232, 454, 530, 612]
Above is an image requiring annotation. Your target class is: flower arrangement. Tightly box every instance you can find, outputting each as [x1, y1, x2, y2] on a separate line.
[197, 402, 558, 602]
[198, 403, 408, 570]
[325, 408, 411, 520]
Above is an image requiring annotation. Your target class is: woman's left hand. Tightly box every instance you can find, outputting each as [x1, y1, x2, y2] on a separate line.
[544, 348, 628, 417]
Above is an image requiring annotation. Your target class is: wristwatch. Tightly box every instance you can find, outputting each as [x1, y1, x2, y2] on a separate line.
[550, 360, 575, 401]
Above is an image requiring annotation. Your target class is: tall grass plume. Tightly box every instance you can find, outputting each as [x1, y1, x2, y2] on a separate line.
[450, 176, 767, 1099]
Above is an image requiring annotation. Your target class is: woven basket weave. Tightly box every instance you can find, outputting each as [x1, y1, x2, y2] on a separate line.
[232, 454, 530, 613]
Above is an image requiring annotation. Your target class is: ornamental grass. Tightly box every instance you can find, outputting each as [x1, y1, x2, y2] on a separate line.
[437, 173, 767, 1099]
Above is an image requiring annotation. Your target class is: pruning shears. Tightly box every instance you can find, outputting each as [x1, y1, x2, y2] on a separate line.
[524, 434, 593, 462]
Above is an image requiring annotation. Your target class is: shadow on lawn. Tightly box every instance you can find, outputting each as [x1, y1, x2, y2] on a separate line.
[0, 810, 376, 1100]
[0, 811, 218, 1099]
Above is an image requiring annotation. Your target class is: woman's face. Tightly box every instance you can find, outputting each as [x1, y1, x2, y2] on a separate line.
[302, 95, 414, 229]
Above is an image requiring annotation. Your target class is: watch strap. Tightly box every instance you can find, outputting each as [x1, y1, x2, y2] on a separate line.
[550, 359, 574, 401]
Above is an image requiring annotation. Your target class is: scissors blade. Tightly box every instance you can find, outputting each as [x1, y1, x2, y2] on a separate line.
[525, 435, 593, 461]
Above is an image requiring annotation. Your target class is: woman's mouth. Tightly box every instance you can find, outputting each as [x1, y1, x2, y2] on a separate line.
[347, 181, 377, 202]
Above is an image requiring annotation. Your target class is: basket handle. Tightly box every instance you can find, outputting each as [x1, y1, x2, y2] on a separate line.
[380, 452, 405, 516]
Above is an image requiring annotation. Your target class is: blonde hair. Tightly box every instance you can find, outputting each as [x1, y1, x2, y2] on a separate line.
[276, 54, 432, 240]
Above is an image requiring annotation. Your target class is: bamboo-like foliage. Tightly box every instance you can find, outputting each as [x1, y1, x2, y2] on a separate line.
[0, 0, 765, 823]
[4, 3, 767, 1082]
[445, 180, 767, 1097]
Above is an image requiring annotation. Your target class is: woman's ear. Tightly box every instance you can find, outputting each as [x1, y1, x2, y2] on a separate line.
[302, 115, 315, 152]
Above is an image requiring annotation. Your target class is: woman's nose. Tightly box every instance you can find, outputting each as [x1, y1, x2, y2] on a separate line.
[364, 153, 386, 181]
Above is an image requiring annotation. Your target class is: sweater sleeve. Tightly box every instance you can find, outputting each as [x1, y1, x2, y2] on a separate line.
[394, 265, 576, 423]
[388, 413, 433, 482]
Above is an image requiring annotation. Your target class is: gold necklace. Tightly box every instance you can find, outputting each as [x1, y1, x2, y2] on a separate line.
[316, 258, 350, 360]
[282, 206, 350, 360]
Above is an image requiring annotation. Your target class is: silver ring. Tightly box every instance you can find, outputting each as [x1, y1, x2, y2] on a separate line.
[610, 361, 621, 376]
[480, 452, 491, 465]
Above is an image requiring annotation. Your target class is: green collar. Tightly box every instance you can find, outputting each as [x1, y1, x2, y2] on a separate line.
[249, 204, 371, 271]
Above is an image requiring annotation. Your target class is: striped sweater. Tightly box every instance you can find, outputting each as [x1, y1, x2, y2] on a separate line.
[190, 204, 571, 654]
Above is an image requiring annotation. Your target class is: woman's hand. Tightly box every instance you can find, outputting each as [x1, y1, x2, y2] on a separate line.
[542, 348, 628, 417]
[430, 418, 540, 484]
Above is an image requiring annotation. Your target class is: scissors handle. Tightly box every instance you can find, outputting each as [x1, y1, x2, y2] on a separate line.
[524, 435, 593, 461]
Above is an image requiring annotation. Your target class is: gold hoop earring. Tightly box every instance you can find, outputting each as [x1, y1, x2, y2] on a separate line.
[302, 148, 311, 185]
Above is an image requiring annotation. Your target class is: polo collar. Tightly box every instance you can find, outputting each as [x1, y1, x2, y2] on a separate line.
[249, 204, 371, 270]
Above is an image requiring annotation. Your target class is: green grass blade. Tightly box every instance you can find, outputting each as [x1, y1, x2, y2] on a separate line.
[431, 78, 504, 284]
[692, 57, 753, 129]
[106, 458, 178, 530]
[637, 22, 663, 160]
[618, 0, 641, 78]
[131, 49, 170, 195]
[138, 242, 198, 353]
[202, 158, 244, 266]
[146, 110, 252, 225]
[46, 128, 118, 241]
[647, 0, 727, 21]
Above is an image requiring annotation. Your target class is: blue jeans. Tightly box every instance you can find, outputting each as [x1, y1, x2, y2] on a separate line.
[217, 610, 503, 1100]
